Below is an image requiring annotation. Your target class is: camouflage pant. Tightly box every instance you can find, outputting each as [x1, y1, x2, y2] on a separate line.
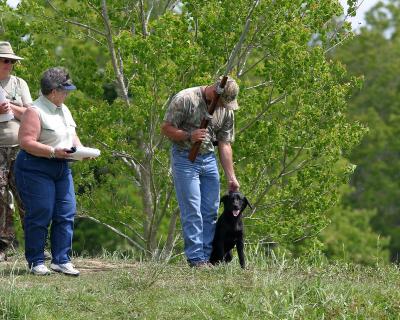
[0, 146, 25, 252]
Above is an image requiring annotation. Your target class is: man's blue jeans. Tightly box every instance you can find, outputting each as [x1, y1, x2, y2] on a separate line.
[14, 150, 76, 267]
[171, 146, 220, 264]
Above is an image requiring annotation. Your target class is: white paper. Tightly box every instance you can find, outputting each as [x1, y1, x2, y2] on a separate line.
[0, 113, 14, 122]
[0, 87, 7, 103]
[68, 146, 101, 161]
[0, 87, 14, 122]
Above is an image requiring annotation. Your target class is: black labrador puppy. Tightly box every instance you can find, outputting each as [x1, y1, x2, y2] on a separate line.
[210, 192, 252, 269]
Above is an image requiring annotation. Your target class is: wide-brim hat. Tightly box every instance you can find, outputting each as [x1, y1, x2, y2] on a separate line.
[0, 41, 23, 60]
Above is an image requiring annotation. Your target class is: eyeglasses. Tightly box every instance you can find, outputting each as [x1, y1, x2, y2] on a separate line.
[0, 58, 17, 65]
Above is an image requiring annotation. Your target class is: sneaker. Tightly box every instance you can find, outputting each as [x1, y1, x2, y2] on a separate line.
[30, 264, 51, 276]
[50, 262, 80, 276]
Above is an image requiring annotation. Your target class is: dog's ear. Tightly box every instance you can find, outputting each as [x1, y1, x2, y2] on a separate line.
[220, 194, 229, 206]
[242, 197, 253, 211]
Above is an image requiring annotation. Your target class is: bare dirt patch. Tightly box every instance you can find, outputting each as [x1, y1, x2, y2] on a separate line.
[0, 255, 137, 275]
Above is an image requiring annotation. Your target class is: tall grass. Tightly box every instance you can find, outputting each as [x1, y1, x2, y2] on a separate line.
[0, 251, 400, 319]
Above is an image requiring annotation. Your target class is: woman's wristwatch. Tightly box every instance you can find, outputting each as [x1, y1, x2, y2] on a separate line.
[49, 147, 56, 159]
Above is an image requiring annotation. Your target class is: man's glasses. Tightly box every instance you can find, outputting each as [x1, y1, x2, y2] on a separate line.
[0, 58, 17, 65]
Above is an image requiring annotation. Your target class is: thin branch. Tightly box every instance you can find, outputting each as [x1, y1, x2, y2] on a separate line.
[92, 138, 146, 178]
[237, 46, 254, 77]
[235, 12, 275, 74]
[237, 92, 286, 135]
[139, 0, 149, 37]
[101, 0, 130, 104]
[326, 0, 365, 44]
[77, 214, 147, 252]
[155, 184, 175, 230]
[46, 0, 106, 36]
[224, 0, 260, 75]
[280, 159, 310, 177]
[85, 33, 106, 46]
[238, 52, 270, 77]
[87, 0, 103, 18]
[113, 151, 148, 174]
[243, 81, 273, 91]
[117, 220, 146, 242]
[146, 0, 154, 26]
[117, 48, 124, 77]
[166, 1, 181, 11]
[163, 0, 173, 12]
[324, 32, 352, 54]
[293, 225, 328, 243]
[250, 143, 307, 215]
[164, 209, 180, 257]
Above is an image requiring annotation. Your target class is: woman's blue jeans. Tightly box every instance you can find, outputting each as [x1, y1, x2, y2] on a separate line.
[171, 146, 220, 264]
[14, 150, 76, 267]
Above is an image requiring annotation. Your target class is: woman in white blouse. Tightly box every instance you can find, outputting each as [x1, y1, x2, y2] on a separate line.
[14, 67, 82, 276]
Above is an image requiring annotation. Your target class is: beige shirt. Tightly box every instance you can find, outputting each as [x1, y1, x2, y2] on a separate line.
[0, 75, 33, 146]
[33, 95, 77, 149]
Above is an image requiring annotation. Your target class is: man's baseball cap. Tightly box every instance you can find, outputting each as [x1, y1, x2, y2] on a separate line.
[217, 76, 239, 110]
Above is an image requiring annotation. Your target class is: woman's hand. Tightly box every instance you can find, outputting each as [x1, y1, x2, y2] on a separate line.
[55, 148, 74, 159]
[0, 101, 11, 114]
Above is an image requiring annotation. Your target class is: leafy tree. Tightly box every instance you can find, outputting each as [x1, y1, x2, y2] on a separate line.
[334, 0, 400, 261]
[0, 0, 365, 258]
[320, 185, 390, 265]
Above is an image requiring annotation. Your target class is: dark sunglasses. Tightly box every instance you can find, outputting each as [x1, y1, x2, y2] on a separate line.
[0, 58, 17, 65]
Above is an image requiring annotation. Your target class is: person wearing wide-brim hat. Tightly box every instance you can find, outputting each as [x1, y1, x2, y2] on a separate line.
[0, 41, 33, 263]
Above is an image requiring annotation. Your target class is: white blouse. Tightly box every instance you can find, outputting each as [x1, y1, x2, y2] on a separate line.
[33, 95, 77, 149]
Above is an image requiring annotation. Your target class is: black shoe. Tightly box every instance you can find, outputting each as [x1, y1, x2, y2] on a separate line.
[189, 261, 212, 268]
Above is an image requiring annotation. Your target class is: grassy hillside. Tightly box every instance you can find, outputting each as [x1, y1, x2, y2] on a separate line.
[1, 253, 400, 319]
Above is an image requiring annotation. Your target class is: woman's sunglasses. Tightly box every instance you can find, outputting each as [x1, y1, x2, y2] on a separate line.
[0, 58, 17, 65]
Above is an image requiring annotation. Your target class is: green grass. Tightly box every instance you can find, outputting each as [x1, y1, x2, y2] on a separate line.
[1, 252, 400, 319]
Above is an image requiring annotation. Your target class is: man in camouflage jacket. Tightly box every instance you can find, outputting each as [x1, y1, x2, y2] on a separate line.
[161, 77, 240, 267]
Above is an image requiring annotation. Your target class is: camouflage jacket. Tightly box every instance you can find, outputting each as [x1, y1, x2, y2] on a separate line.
[163, 86, 234, 154]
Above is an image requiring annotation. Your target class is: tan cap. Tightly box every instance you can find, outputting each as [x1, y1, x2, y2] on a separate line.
[216, 76, 239, 110]
[0, 41, 23, 60]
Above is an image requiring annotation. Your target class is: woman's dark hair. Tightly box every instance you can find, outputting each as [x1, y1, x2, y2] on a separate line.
[40, 67, 71, 95]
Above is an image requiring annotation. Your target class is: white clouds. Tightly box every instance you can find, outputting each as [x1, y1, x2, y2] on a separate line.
[6, 0, 20, 9]
[339, 0, 380, 29]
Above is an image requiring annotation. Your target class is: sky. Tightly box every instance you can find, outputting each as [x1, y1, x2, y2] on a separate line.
[339, 0, 381, 29]
[6, 0, 19, 8]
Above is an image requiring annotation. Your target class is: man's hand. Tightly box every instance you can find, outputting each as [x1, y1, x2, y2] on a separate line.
[228, 177, 240, 192]
[190, 128, 207, 142]
[0, 101, 11, 114]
